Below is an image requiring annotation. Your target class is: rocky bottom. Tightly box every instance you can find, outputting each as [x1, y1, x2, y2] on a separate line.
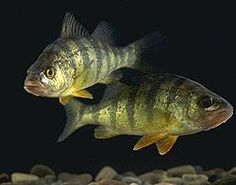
[1, 165, 236, 185]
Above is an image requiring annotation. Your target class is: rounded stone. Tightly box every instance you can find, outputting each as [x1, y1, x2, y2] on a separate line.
[122, 176, 142, 185]
[30, 164, 56, 177]
[89, 179, 127, 185]
[139, 172, 163, 184]
[11, 173, 39, 183]
[212, 174, 236, 185]
[228, 167, 236, 175]
[162, 177, 184, 185]
[95, 166, 117, 181]
[0, 173, 9, 183]
[122, 171, 137, 177]
[58, 172, 92, 184]
[167, 165, 196, 177]
[203, 168, 225, 177]
[154, 183, 176, 185]
[182, 174, 210, 185]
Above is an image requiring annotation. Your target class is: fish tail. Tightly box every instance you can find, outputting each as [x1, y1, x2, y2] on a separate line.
[57, 98, 88, 142]
[127, 32, 167, 71]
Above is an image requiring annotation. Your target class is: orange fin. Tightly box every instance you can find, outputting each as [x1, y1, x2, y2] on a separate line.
[133, 133, 167, 151]
[156, 135, 178, 155]
[72, 90, 93, 99]
[59, 96, 71, 105]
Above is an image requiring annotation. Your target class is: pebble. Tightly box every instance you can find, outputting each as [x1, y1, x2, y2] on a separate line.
[89, 179, 127, 185]
[139, 172, 163, 184]
[154, 183, 176, 185]
[95, 166, 117, 181]
[203, 168, 225, 177]
[228, 167, 236, 175]
[58, 172, 92, 184]
[0, 173, 9, 183]
[4, 165, 236, 185]
[11, 172, 39, 183]
[122, 176, 142, 185]
[212, 174, 236, 185]
[122, 171, 137, 177]
[30, 164, 56, 177]
[167, 165, 196, 177]
[182, 174, 210, 185]
[162, 177, 184, 185]
[113, 174, 124, 181]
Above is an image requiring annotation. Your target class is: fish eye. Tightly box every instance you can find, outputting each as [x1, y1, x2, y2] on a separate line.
[44, 67, 55, 79]
[199, 95, 214, 109]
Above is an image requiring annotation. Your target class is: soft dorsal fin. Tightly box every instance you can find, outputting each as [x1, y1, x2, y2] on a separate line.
[156, 135, 178, 155]
[61, 12, 90, 38]
[92, 21, 118, 45]
[102, 80, 128, 102]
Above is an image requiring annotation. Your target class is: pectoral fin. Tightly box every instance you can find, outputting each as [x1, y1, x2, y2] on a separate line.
[59, 96, 71, 105]
[133, 133, 167, 151]
[156, 135, 178, 155]
[94, 126, 119, 139]
[72, 90, 93, 99]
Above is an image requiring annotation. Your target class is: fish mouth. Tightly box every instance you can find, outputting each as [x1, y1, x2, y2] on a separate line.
[24, 79, 46, 96]
[203, 106, 233, 130]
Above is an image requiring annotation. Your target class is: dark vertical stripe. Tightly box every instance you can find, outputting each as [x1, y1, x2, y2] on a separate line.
[126, 87, 139, 128]
[167, 76, 186, 106]
[110, 46, 118, 70]
[109, 96, 119, 128]
[56, 39, 77, 68]
[76, 39, 91, 69]
[89, 38, 103, 81]
[146, 81, 162, 124]
[93, 107, 101, 124]
[102, 42, 112, 75]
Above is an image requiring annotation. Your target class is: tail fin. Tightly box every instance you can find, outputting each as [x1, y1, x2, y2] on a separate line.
[128, 32, 167, 71]
[57, 98, 86, 142]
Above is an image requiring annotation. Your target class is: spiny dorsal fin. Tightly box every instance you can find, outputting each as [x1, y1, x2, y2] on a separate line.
[92, 21, 118, 45]
[94, 126, 119, 139]
[156, 135, 178, 155]
[61, 12, 90, 38]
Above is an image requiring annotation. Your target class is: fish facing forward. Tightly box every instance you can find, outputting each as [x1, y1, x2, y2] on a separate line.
[57, 74, 233, 155]
[24, 12, 164, 105]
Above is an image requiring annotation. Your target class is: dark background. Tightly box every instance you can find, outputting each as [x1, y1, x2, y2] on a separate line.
[1, 1, 236, 175]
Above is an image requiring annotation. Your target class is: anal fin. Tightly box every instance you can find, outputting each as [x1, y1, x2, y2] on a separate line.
[156, 135, 178, 155]
[133, 133, 167, 151]
[94, 126, 119, 139]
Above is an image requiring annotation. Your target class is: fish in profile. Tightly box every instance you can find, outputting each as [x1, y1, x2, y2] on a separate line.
[24, 12, 165, 105]
[57, 73, 233, 155]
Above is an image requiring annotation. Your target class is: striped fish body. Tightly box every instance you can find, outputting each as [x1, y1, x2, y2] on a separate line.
[24, 12, 163, 105]
[58, 73, 233, 155]
[80, 75, 187, 135]
[61, 36, 136, 91]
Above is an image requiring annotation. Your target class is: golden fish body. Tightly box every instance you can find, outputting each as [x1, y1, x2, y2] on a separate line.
[58, 74, 233, 155]
[24, 13, 163, 105]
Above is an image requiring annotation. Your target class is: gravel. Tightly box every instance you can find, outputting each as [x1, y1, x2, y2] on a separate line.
[1, 164, 236, 185]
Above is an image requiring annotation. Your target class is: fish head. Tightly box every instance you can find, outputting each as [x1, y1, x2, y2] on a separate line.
[24, 39, 75, 97]
[183, 81, 233, 133]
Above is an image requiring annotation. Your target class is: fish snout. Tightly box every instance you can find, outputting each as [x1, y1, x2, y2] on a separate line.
[204, 103, 233, 130]
[24, 78, 46, 96]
